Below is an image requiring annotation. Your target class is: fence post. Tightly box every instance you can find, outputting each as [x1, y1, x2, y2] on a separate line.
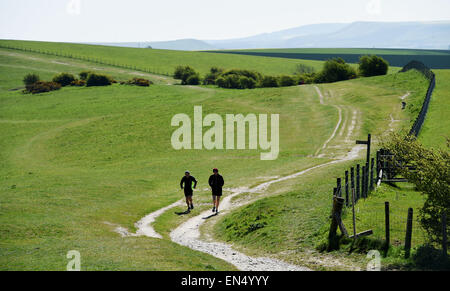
[405, 208, 414, 259]
[352, 189, 357, 239]
[385, 202, 390, 253]
[362, 165, 366, 199]
[443, 212, 448, 259]
[356, 164, 360, 201]
[370, 157, 375, 191]
[337, 178, 342, 198]
[345, 171, 349, 207]
[350, 167, 355, 205]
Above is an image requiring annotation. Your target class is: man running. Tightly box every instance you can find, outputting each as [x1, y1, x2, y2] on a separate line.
[180, 171, 197, 212]
[208, 168, 224, 213]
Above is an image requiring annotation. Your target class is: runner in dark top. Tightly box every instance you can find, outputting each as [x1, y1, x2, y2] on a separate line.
[208, 168, 224, 213]
[180, 171, 197, 212]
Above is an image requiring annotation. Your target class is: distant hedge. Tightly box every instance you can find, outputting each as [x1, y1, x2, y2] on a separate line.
[25, 81, 61, 94]
[23, 73, 40, 86]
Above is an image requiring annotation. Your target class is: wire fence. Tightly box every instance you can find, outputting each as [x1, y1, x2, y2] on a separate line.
[0, 43, 173, 77]
[400, 60, 436, 137]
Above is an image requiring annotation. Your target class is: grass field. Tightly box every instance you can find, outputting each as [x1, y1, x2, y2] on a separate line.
[0, 40, 326, 76]
[208, 48, 450, 69]
[0, 40, 446, 270]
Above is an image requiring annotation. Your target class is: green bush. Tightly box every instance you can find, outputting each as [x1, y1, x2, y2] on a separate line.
[123, 77, 153, 87]
[70, 79, 86, 87]
[216, 69, 261, 89]
[359, 55, 389, 77]
[203, 67, 224, 85]
[23, 73, 40, 86]
[173, 65, 200, 85]
[79, 71, 93, 80]
[25, 81, 61, 94]
[86, 73, 112, 87]
[239, 76, 257, 89]
[315, 58, 357, 83]
[278, 75, 297, 87]
[383, 134, 449, 247]
[261, 76, 279, 87]
[186, 73, 200, 85]
[297, 73, 317, 85]
[52, 73, 76, 87]
[294, 64, 315, 74]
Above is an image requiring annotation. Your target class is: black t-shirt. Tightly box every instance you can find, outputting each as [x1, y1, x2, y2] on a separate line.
[180, 176, 197, 191]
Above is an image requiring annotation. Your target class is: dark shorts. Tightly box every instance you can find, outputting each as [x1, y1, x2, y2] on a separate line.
[184, 189, 193, 197]
[212, 189, 222, 197]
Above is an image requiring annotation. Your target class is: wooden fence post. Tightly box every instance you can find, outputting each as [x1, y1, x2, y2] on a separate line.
[337, 178, 342, 197]
[370, 158, 375, 191]
[328, 196, 346, 250]
[345, 171, 349, 207]
[356, 164, 360, 201]
[352, 189, 357, 239]
[405, 208, 414, 259]
[443, 212, 448, 259]
[385, 202, 390, 252]
[362, 165, 366, 198]
[351, 168, 355, 206]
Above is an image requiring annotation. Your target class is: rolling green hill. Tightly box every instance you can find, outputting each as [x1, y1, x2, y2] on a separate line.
[0, 41, 446, 270]
[0, 40, 325, 76]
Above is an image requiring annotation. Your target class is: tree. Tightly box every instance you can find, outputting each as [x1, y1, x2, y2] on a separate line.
[173, 66, 200, 85]
[23, 73, 40, 86]
[359, 55, 389, 77]
[383, 134, 449, 247]
[315, 58, 357, 83]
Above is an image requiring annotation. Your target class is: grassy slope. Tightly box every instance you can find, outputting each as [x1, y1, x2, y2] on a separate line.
[213, 70, 432, 270]
[419, 70, 450, 149]
[0, 40, 325, 76]
[216, 48, 450, 55]
[0, 49, 338, 270]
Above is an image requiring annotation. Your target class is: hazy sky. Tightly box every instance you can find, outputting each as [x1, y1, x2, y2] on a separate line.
[1, 0, 450, 42]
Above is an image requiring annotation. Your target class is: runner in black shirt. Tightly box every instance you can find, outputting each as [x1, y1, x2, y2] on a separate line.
[180, 171, 197, 212]
[208, 168, 224, 213]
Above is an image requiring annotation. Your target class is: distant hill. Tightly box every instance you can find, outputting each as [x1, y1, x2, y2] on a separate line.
[89, 21, 450, 51]
[91, 39, 216, 51]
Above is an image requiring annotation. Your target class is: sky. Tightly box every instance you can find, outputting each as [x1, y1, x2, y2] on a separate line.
[1, 0, 450, 42]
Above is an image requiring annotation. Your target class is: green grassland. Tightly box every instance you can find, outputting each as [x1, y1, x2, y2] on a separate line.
[0, 40, 446, 270]
[216, 48, 450, 55]
[0, 47, 340, 270]
[419, 70, 450, 149]
[0, 40, 325, 76]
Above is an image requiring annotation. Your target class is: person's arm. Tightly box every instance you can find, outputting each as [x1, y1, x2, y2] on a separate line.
[180, 177, 185, 189]
[220, 176, 224, 187]
[193, 177, 197, 189]
[208, 176, 213, 187]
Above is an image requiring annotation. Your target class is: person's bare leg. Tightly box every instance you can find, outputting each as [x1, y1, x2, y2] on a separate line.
[189, 196, 193, 208]
[215, 197, 221, 212]
[186, 196, 191, 210]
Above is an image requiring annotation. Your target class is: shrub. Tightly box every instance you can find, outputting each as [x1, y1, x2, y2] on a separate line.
[52, 73, 76, 87]
[359, 55, 389, 77]
[173, 65, 200, 85]
[278, 75, 297, 87]
[297, 73, 317, 85]
[25, 81, 61, 94]
[383, 134, 449, 247]
[70, 79, 86, 87]
[220, 69, 262, 82]
[294, 64, 315, 74]
[239, 76, 257, 89]
[124, 77, 153, 87]
[315, 58, 357, 83]
[203, 67, 224, 85]
[186, 73, 200, 85]
[23, 73, 40, 86]
[261, 76, 279, 87]
[79, 71, 93, 80]
[86, 73, 112, 87]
